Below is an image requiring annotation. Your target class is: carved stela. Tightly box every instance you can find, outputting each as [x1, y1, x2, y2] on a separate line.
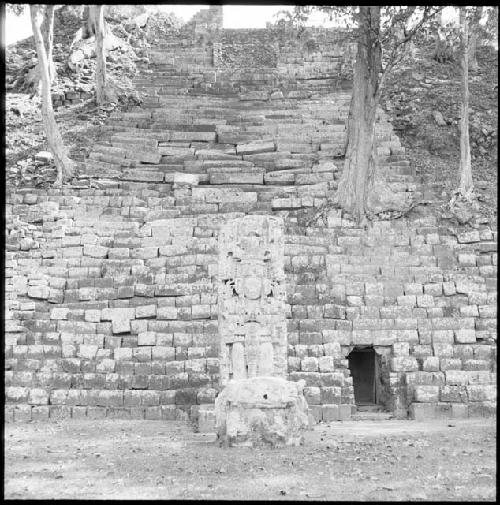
[218, 215, 287, 386]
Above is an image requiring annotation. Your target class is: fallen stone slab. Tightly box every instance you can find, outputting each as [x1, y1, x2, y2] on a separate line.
[191, 187, 258, 204]
[208, 167, 264, 185]
[125, 150, 162, 164]
[239, 90, 269, 101]
[158, 146, 195, 157]
[34, 151, 53, 163]
[170, 131, 217, 142]
[173, 172, 201, 186]
[121, 170, 164, 183]
[236, 141, 275, 155]
[264, 171, 296, 185]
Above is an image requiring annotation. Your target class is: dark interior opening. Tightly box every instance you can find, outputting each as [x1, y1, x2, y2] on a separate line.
[348, 346, 377, 405]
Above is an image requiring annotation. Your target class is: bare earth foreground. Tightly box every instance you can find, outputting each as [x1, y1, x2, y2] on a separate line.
[4, 418, 496, 501]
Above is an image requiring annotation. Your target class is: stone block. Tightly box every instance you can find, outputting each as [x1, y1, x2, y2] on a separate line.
[303, 386, 321, 405]
[409, 402, 436, 420]
[322, 404, 339, 422]
[391, 356, 418, 372]
[416, 295, 434, 308]
[457, 231, 480, 243]
[85, 310, 101, 323]
[309, 405, 323, 423]
[440, 385, 468, 403]
[198, 404, 216, 433]
[6, 386, 29, 403]
[301, 356, 319, 372]
[433, 343, 454, 358]
[14, 405, 33, 422]
[49, 405, 72, 420]
[454, 329, 476, 344]
[339, 404, 352, 420]
[84, 245, 108, 258]
[413, 385, 439, 402]
[86, 406, 107, 419]
[423, 356, 440, 372]
[114, 348, 132, 361]
[466, 385, 497, 402]
[236, 141, 275, 155]
[28, 388, 49, 405]
[445, 370, 469, 386]
[439, 358, 462, 371]
[112, 319, 131, 334]
[463, 359, 490, 371]
[451, 403, 469, 419]
[318, 356, 334, 372]
[393, 342, 409, 356]
[101, 307, 135, 321]
[468, 401, 496, 417]
[31, 406, 50, 420]
[50, 308, 69, 320]
[135, 304, 157, 318]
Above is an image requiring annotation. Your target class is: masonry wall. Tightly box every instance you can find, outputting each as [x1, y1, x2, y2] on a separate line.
[4, 15, 497, 423]
[4, 186, 497, 422]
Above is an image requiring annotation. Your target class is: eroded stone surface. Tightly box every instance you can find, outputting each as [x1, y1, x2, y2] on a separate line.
[215, 377, 309, 447]
[218, 215, 287, 386]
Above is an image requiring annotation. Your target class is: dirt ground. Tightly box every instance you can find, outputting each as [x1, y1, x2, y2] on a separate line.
[4, 417, 496, 501]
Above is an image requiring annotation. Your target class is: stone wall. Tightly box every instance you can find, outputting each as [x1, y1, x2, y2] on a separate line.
[4, 185, 497, 422]
[4, 8, 497, 423]
[213, 27, 356, 90]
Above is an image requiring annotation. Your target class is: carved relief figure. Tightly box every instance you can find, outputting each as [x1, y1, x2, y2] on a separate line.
[218, 216, 287, 386]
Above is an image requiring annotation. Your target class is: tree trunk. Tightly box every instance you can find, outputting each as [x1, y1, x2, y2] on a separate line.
[458, 7, 473, 196]
[337, 6, 381, 222]
[468, 7, 483, 72]
[42, 5, 55, 82]
[82, 5, 97, 38]
[433, 10, 454, 62]
[30, 5, 75, 187]
[468, 30, 479, 71]
[95, 5, 107, 105]
[82, 4, 110, 39]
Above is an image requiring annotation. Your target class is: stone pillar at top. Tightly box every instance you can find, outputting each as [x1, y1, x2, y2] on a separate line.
[208, 5, 223, 31]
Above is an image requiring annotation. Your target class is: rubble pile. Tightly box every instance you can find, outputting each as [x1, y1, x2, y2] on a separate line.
[5, 6, 182, 108]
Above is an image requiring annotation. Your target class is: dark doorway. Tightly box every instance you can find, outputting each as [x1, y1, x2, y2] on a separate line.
[348, 347, 376, 405]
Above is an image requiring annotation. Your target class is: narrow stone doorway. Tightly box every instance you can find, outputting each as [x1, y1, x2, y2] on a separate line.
[348, 346, 377, 406]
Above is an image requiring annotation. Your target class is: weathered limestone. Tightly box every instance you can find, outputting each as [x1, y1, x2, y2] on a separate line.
[215, 377, 309, 447]
[217, 215, 287, 385]
[215, 215, 309, 446]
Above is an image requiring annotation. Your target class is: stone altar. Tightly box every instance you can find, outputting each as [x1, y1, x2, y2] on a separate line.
[215, 215, 309, 447]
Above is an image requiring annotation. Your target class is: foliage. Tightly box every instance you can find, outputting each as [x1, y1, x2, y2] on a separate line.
[6, 3, 26, 16]
[275, 6, 443, 100]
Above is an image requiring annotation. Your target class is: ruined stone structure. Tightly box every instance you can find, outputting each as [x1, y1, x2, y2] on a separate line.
[5, 7, 497, 424]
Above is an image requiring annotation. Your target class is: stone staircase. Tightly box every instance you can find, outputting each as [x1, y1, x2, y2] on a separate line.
[80, 30, 417, 212]
[9, 27, 496, 424]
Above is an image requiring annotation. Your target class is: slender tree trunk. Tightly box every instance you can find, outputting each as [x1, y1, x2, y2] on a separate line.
[30, 5, 75, 187]
[337, 6, 381, 222]
[83, 4, 110, 39]
[42, 5, 55, 82]
[82, 5, 97, 38]
[468, 7, 483, 72]
[459, 7, 473, 196]
[433, 10, 454, 62]
[95, 5, 107, 104]
[468, 30, 479, 71]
